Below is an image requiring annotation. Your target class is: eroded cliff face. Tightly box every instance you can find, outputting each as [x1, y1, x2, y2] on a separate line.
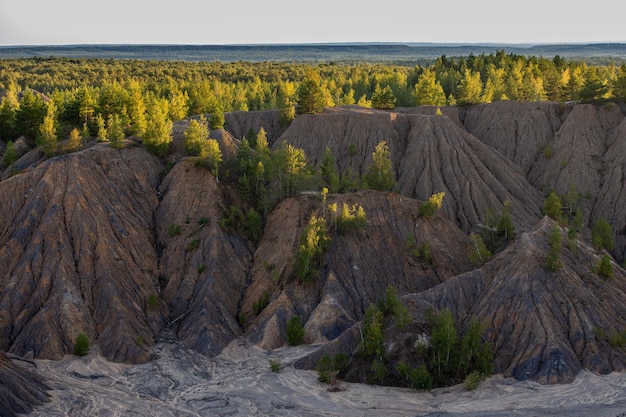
[240, 191, 473, 350]
[1, 101, 626, 391]
[0, 145, 166, 363]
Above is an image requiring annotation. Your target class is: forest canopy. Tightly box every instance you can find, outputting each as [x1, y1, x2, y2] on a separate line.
[1, 51, 626, 147]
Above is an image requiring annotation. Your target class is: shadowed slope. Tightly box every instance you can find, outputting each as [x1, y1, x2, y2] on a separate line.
[0, 145, 167, 363]
[156, 159, 253, 356]
[406, 217, 626, 383]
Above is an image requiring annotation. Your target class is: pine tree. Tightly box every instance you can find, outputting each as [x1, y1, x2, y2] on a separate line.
[413, 69, 447, 106]
[371, 84, 396, 109]
[183, 115, 209, 156]
[107, 113, 125, 148]
[364, 140, 395, 191]
[320, 146, 339, 193]
[143, 105, 173, 157]
[67, 128, 82, 152]
[296, 71, 326, 114]
[2, 140, 17, 167]
[38, 101, 58, 156]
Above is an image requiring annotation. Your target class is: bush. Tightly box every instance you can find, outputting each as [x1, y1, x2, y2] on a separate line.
[463, 370, 485, 391]
[167, 224, 181, 237]
[418, 192, 445, 218]
[269, 358, 283, 372]
[253, 290, 269, 315]
[316, 352, 349, 385]
[286, 316, 305, 346]
[73, 333, 90, 356]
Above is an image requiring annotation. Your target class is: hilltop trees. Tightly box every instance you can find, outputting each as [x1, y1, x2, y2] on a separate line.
[142, 103, 172, 157]
[296, 70, 326, 114]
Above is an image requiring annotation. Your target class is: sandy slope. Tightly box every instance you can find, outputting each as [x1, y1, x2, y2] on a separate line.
[27, 334, 626, 417]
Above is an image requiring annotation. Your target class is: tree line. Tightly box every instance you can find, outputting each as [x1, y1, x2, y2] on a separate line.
[2, 52, 626, 146]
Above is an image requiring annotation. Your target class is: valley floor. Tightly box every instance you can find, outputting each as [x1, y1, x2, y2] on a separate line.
[24, 334, 626, 417]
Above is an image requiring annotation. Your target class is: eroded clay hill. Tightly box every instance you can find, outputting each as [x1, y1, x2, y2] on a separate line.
[278, 102, 626, 259]
[405, 217, 626, 384]
[1, 100, 626, 390]
[240, 190, 473, 350]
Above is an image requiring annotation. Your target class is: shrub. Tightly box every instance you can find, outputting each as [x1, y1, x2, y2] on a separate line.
[253, 290, 270, 315]
[294, 216, 330, 283]
[167, 224, 182, 237]
[418, 192, 445, 218]
[148, 293, 159, 309]
[286, 316, 305, 346]
[336, 203, 367, 234]
[316, 352, 349, 386]
[73, 333, 90, 356]
[186, 238, 200, 251]
[269, 358, 283, 372]
[463, 370, 485, 391]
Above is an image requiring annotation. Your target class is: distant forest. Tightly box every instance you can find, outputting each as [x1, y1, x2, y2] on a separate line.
[1, 49, 626, 149]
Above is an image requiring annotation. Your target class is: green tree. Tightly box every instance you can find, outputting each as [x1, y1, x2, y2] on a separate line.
[457, 69, 483, 105]
[200, 138, 222, 181]
[361, 304, 385, 360]
[320, 146, 339, 193]
[0, 91, 18, 141]
[127, 79, 147, 136]
[294, 215, 330, 282]
[286, 316, 305, 346]
[38, 101, 58, 156]
[371, 84, 396, 109]
[596, 254, 614, 278]
[67, 128, 83, 152]
[107, 113, 125, 148]
[468, 233, 491, 266]
[143, 105, 173, 157]
[543, 191, 562, 221]
[419, 192, 445, 218]
[364, 140, 395, 191]
[2, 140, 17, 167]
[413, 68, 447, 106]
[73, 333, 90, 356]
[15, 88, 47, 144]
[591, 218, 614, 252]
[429, 308, 458, 383]
[546, 224, 563, 272]
[296, 70, 326, 114]
[183, 115, 209, 156]
[95, 113, 107, 142]
[497, 200, 515, 240]
[209, 104, 225, 130]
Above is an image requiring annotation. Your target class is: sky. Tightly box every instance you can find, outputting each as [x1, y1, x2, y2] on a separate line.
[1, 0, 625, 46]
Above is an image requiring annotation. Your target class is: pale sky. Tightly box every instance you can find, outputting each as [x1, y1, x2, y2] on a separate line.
[1, 0, 625, 46]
